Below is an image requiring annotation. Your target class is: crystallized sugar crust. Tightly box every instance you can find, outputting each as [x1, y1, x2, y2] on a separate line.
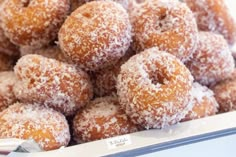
[184, 0, 236, 45]
[117, 47, 194, 129]
[59, 1, 132, 71]
[13, 54, 93, 116]
[130, 0, 198, 61]
[73, 96, 138, 143]
[0, 71, 17, 112]
[185, 32, 235, 86]
[0, 0, 70, 47]
[70, 0, 130, 11]
[182, 82, 219, 121]
[0, 102, 70, 150]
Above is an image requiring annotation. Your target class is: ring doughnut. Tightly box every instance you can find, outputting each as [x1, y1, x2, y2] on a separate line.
[0, 0, 70, 47]
[117, 47, 193, 129]
[73, 96, 138, 143]
[130, 0, 198, 61]
[0, 102, 70, 150]
[59, 1, 132, 71]
[13, 54, 93, 116]
[184, 0, 236, 45]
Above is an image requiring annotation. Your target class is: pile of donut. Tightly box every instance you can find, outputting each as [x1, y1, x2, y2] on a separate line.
[0, 0, 235, 151]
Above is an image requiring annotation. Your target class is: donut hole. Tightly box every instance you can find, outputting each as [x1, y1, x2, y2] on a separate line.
[22, 0, 30, 7]
[154, 12, 173, 33]
[149, 72, 165, 86]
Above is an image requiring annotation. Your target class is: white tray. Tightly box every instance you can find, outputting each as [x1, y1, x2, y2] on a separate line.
[6, 111, 236, 157]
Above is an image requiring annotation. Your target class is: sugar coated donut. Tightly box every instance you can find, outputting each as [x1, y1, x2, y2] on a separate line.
[59, 1, 132, 71]
[0, 27, 19, 57]
[92, 49, 134, 96]
[0, 0, 70, 47]
[0, 102, 70, 150]
[70, 0, 130, 12]
[0, 71, 17, 112]
[73, 96, 138, 143]
[181, 82, 218, 122]
[211, 70, 236, 113]
[130, 0, 198, 61]
[184, 0, 236, 45]
[185, 32, 235, 86]
[13, 54, 93, 116]
[117, 47, 193, 129]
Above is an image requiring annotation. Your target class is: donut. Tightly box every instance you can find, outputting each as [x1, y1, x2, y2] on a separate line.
[20, 45, 72, 63]
[0, 53, 15, 71]
[0, 71, 17, 112]
[185, 32, 235, 86]
[0, 0, 70, 47]
[117, 47, 193, 129]
[92, 49, 134, 96]
[181, 82, 218, 122]
[13, 54, 93, 116]
[130, 0, 198, 61]
[70, 0, 130, 12]
[0, 27, 19, 57]
[73, 96, 138, 143]
[0, 102, 70, 151]
[211, 70, 236, 113]
[184, 0, 236, 45]
[59, 1, 132, 71]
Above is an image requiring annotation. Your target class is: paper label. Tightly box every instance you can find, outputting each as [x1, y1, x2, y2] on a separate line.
[106, 135, 132, 149]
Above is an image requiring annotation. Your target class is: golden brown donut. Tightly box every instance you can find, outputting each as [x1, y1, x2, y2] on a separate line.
[13, 54, 93, 116]
[184, 0, 236, 45]
[0, 102, 70, 151]
[73, 96, 138, 143]
[117, 47, 194, 129]
[211, 70, 236, 113]
[59, 1, 132, 71]
[181, 82, 218, 122]
[130, 0, 198, 61]
[0, 0, 70, 47]
[185, 31, 235, 86]
[0, 71, 17, 112]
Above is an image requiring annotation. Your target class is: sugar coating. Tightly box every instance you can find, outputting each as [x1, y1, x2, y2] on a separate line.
[130, 0, 198, 62]
[0, 0, 70, 47]
[73, 96, 138, 143]
[181, 82, 218, 121]
[0, 53, 15, 71]
[13, 54, 93, 116]
[59, 1, 132, 71]
[70, 0, 130, 12]
[20, 45, 73, 63]
[184, 0, 236, 45]
[0, 27, 19, 57]
[211, 70, 236, 113]
[0, 102, 71, 151]
[0, 71, 17, 112]
[185, 32, 235, 86]
[117, 47, 194, 129]
[92, 49, 134, 96]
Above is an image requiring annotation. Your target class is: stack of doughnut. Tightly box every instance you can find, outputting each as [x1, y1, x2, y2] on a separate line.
[0, 0, 235, 151]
